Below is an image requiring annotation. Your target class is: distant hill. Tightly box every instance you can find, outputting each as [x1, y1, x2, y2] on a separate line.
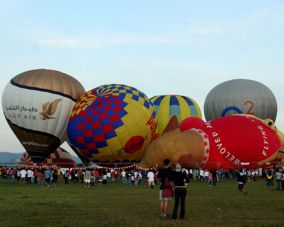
[0, 152, 82, 165]
[0, 152, 22, 164]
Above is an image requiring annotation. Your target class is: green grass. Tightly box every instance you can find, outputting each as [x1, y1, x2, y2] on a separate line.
[0, 179, 283, 226]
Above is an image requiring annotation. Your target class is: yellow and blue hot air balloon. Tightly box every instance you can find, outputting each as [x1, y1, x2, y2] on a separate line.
[67, 84, 158, 164]
[150, 95, 202, 134]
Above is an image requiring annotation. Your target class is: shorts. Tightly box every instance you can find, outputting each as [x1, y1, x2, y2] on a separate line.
[159, 190, 172, 201]
[148, 180, 155, 186]
[84, 178, 91, 183]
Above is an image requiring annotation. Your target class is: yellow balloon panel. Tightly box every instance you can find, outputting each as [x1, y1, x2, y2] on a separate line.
[150, 95, 202, 134]
[68, 84, 158, 163]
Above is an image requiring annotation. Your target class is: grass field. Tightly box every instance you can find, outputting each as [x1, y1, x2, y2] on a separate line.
[0, 179, 283, 227]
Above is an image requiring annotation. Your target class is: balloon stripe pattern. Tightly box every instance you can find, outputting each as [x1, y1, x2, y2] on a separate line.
[150, 95, 202, 134]
[19, 147, 77, 168]
[68, 84, 156, 163]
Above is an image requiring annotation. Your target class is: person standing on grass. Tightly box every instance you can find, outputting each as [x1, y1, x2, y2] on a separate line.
[266, 169, 274, 189]
[156, 159, 174, 219]
[7, 168, 14, 184]
[147, 168, 155, 189]
[121, 169, 126, 184]
[212, 169, 218, 186]
[44, 168, 51, 187]
[27, 168, 33, 184]
[20, 168, 27, 184]
[236, 169, 248, 195]
[280, 170, 284, 190]
[33, 169, 38, 184]
[274, 168, 281, 191]
[64, 170, 69, 184]
[172, 163, 189, 220]
[84, 168, 92, 188]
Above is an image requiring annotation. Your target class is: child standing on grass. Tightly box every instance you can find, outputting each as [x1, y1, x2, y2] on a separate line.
[266, 170, 274, 189]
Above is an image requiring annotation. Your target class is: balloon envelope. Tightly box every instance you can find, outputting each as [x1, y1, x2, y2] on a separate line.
[19, 147, 77, 168]
[150, 95, 202, 135]
[204, 79, 277, 121]
[2, 69, 85, 163]
[141, 115, 283, 169]
[67, 84, 157, 164]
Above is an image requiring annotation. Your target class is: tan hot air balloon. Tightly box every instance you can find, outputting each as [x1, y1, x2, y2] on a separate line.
[2, 69, 85, 163]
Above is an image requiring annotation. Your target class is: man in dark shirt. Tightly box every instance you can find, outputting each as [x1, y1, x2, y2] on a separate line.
[211, 169, 218, 186]
[156, 159, 174, 219]
[237, 169, 248, 195]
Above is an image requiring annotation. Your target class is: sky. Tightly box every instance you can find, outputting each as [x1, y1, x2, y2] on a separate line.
[1, 0, 284, 157]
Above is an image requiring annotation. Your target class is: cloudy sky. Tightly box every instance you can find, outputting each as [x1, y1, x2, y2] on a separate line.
[1, 0, 284, 155]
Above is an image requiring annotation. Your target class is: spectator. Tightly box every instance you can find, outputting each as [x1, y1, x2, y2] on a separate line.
[156, 159, 174, 219]
[281, 170, 284, 190]
[33, 169, 38, 184]
[64, 170, 69, 184]
[121, 169, 127, 184]
[172, 163, 189, 219]
[147, 169, 155, 189]
[27, 169, 33, 184]
[237, 169, 248, 195]
[266, 170, 274, 189]
[84, 168, 92, 188]
[44, 168, 51, 187]
[20, 168, 27, 184]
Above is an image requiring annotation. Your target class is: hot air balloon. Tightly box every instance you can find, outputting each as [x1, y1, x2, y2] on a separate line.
[20, 152, 33, 165]
[67, 84, 158, 164]
[204, 79, 277, 121]
[140, 115, 284, 169]
[2, 69, 85, 163]
[19, 147, 77, 168]
[150, 95, 202, 135]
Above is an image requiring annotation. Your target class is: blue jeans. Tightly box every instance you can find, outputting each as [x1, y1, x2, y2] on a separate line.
[266, 180, 273, 188]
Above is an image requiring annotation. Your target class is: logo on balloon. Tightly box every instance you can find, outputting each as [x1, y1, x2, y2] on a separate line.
[221, 100, 255, 117]
[40, 99, 62, 120]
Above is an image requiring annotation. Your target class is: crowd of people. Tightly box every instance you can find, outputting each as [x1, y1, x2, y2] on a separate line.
[1, 163, 284, 220]
[0, 164, 283, 189]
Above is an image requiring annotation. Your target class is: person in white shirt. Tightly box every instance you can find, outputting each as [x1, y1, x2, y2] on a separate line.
[27, 169, 33, 184]
[20, 169, 27, 184]
[199, 169, 204, 182]
[147, 169, 155, 189]
[121, 170, 126, 184]
[204, 169, 209, 183]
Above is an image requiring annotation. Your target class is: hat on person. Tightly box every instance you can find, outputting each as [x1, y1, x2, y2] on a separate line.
[175, 163, 182, 172]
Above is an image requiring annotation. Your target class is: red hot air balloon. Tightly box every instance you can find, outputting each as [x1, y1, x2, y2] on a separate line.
[140, 115, 284, 169]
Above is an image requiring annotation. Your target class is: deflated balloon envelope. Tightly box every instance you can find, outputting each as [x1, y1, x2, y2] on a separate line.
[20, 147, 77, 168]
[2, 69, 85, 163]
[141, 114, 284, 169]
[67, 84, 158, 164]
